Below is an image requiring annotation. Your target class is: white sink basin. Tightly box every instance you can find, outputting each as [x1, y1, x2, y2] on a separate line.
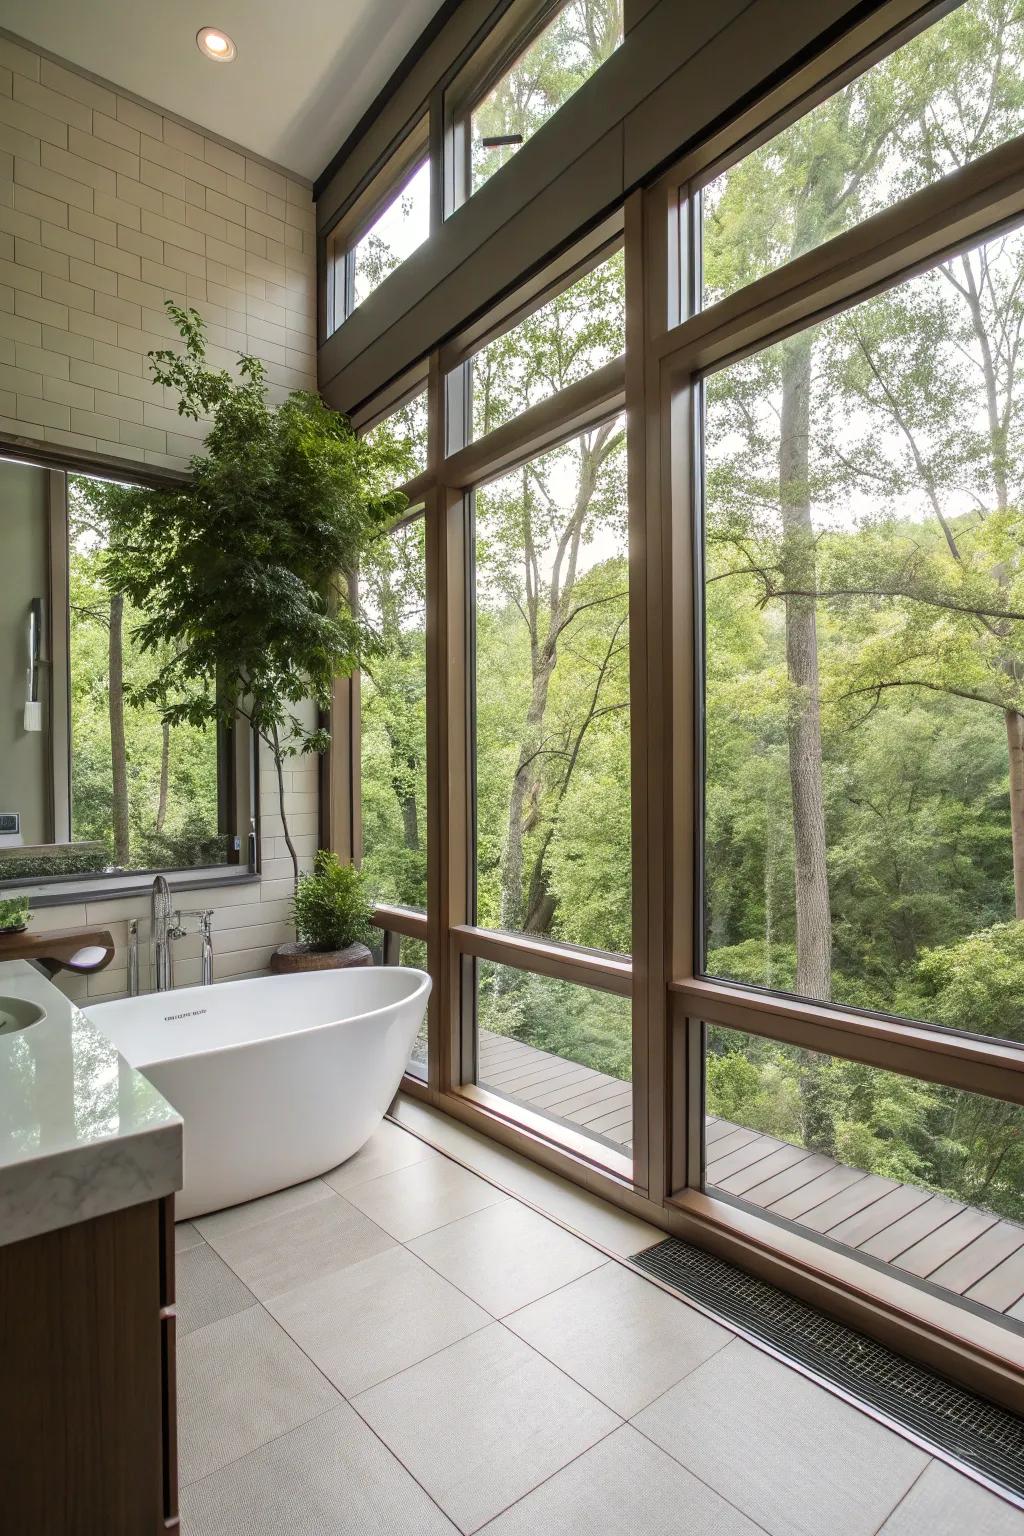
[0, 996, 46, 1034]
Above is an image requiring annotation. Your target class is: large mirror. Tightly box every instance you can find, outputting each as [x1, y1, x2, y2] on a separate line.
[0, 453, 254, 887]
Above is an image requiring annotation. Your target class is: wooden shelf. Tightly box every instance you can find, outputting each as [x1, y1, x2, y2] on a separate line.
[0, 927, 116, 976]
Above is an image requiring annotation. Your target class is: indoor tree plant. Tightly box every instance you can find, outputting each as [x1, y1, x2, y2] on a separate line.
[272, 850, 375, 972]
[103, 302, 409, 902]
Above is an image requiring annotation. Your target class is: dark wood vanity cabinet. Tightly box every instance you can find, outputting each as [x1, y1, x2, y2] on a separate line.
[0, 1195, 178, 1533]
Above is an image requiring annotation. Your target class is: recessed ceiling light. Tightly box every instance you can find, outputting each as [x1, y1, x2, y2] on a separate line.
[197, 26, 237, 62]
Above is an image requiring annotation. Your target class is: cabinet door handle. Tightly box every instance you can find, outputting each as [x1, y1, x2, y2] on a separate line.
[161, 1312, 179, 1528]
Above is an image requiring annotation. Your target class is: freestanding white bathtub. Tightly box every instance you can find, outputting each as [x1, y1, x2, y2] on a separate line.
[86, 967, 430, 1220]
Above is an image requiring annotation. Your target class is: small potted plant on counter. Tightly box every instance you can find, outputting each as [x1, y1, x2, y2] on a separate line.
[0, 896, 30, 935]
[271, 850, 375, 973]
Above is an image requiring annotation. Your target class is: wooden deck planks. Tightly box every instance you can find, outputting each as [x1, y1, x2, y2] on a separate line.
[860, 1196, 966, 1264]
[927, 1221, 1024, 1297]
[475, 1030, 1023, 1317]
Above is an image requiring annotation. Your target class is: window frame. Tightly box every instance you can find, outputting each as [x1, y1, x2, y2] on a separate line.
[648, 68, 1024, 1373]
[323, 119, 430, 336]
[324, 0, 1024, 1408]
[0, 443, 257, 895]
[442, 0, 567, 216]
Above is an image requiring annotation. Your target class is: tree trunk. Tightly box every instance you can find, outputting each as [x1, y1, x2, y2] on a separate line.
[779, 331, 835, 1156]
[399, 775, 420, 852]
[499, 655, 556, 932]
[1006, 710, 1024, 919]
[155, 721, 170, 833]
[779, 330, 832, 1002]
[270, 724, 300, 892]
[107, 592, 130, 867]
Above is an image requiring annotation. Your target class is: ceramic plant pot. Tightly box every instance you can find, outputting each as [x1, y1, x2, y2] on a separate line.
[270, 940, 374, 975]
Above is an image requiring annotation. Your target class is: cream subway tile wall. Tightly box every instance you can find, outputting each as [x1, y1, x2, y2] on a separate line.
[0, 32, 321, 996]
[0, 33, 316, 470]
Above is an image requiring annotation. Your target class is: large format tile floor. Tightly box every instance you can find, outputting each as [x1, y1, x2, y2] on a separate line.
[176, 1101, 1024, 1536]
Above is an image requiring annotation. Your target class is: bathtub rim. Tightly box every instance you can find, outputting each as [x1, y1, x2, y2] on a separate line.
[84, 965, 431, 1071]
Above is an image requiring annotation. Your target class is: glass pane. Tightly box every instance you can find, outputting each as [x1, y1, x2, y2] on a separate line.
[463, 251, 625, 440]
[703, 0, 1024, 306]
[705, 1025, 1024, 1324]
[470, 0, 623, 196]
[403, 935, 429, 1077]
[703, 218, 1024, 1047]
[474, 417, 630, 953]
[351, 158, 430, 311]
[477, 960, 632, 1151]
[359, 516, 427, 910]
[68, 472, 225, 873]
[363, 390, 429, 482]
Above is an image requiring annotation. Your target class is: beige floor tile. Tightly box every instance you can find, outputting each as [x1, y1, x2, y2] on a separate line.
[505, 1261, 731, 1415]
[878, 1461, 1024, 1535]
[203, 1190, 396, 1301]
[353, 1323, 620, 1534]
[174, 1220, 204, 1253]
[180, 1401, 458, 1535]
[177, 1305, 338, 1486]
[194, 1176, 334, 1242]
[408, 1198, 607, 1316]
[343, 1155, 508, 1242]
[268, 1244, 490, 1396]
[392, 1097, 663, 1255]
[176, 1242, 256, 1338]
[478, 1423, 763, 1535]
[634, 1338, 928, 1536]
[324, 1119, 441, 1194]
[522, 1175, 663, 1257]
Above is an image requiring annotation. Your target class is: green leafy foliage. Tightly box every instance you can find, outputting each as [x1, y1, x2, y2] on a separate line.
[292, 850, 374, 952]
[0, 896, 30, 930]
[103, 301, 410, 885]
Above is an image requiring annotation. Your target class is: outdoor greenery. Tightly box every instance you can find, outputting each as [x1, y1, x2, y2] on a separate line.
[68, 471, 223, 873]
[292, 850, 374, 952]
[0, 896, 30, 932]
[360, 0, 1024, 1229]
[471, 0, 623, 192]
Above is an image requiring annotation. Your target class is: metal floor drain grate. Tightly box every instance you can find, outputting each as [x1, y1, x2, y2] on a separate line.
[630, 1237, 1024, 1502]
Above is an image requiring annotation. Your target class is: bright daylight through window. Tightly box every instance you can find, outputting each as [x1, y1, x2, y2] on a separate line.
[472, 409, 630, 1141]
[470, 0, 623, 195]
[358, 512, 428, 914]
[701, 0, 1024, 306]
[347, 158, 430, 316]
[701, 0, 1024, 1051]
[464, 251, 625, 439]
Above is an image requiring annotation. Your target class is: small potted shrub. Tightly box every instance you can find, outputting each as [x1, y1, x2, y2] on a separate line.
[272, 851, 375, 973]
[0, 896, 30, 935]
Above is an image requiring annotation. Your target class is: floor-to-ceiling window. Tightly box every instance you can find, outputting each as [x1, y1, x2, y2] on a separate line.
[668, 0, 1024, 1332]
[328, 0, 1024, 1392]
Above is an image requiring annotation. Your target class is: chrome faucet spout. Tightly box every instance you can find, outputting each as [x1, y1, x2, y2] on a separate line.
[151, 875, 174, 991]
[199, 910, 214, 987]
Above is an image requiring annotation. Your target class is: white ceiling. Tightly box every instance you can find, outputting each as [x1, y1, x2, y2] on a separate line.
[1, 0, 443, 180]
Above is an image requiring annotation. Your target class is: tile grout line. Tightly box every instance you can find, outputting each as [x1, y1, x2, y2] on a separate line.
[866, 1459, 933, 1536]
[625, 1410, 783, 1536]
[499, 1291, 735, 1422]
[383, 1111, 1024, 1509]
[468, 1422, 625, 1534]
[180, 1290, 463, 1532]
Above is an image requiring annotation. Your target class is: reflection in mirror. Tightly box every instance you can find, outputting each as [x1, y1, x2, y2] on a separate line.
[0, 456, 249, 886]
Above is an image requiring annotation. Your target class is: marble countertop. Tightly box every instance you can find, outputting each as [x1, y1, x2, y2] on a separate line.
[0, 960, 182, 1247]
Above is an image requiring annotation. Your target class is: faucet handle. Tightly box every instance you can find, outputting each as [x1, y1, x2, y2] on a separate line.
[168, 909, 187, 941]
